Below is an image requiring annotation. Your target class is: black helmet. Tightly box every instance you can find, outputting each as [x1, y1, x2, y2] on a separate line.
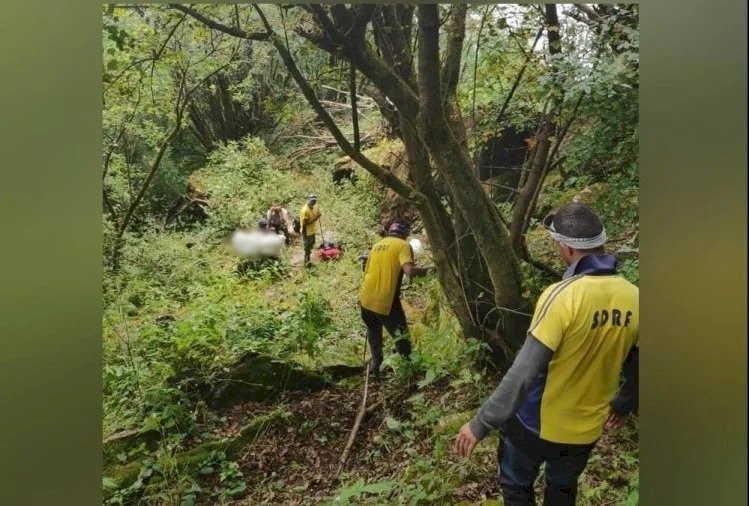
[258, 219, 268, 229]
[388, 219, 411, 237]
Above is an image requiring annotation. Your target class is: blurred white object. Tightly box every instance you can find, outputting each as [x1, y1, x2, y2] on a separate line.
[258, 233, 285, 257]
[231, 231, 284, 259]
[409, 238, 423, 257]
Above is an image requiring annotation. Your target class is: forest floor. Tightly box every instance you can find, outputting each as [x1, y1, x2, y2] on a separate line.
[193, 368, 638, 505]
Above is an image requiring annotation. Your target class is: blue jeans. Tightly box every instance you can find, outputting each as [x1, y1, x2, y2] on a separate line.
[498, 417, 596, 506]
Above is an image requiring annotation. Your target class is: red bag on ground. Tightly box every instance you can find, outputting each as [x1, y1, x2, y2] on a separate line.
[317, 241, 343, 261]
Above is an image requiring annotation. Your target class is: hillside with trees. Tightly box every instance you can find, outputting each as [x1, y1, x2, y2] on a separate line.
[102, 4, 639, 505]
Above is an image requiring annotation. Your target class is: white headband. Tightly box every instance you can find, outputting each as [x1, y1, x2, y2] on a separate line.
[548, 223, 607, 249]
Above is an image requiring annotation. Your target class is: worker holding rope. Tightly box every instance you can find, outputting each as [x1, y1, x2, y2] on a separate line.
[359, 219, 431, 377]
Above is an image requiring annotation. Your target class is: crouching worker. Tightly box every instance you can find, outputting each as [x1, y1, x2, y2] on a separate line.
[454, 202, 639, 506]
[359, 220, 430, 376]
[267, 201, 291, 243]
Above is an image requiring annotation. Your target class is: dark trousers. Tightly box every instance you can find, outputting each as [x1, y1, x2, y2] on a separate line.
[303, 233, 315, 263]
[498, 416, 596, 506]
[360, 300, 412, 372]
[270, 224, 290, 243]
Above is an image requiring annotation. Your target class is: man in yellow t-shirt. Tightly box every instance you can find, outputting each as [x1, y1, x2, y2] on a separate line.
[455, 202, 639, 506]
[360, 220, 430, 376]
[299, 194, 321, 266]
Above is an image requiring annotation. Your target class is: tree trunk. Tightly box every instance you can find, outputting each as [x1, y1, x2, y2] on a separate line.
[511, 116, 553, 254]
[510, 5, 561, 256]
[111, 119, 182, 268]
[417, 5, 528, 353]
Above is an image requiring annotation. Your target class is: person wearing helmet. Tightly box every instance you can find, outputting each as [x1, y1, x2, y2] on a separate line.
[359, 219, 431, 376]
[299, 194, 321, 267]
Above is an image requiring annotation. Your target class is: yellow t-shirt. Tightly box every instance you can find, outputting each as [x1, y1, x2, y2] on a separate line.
[360, 237, 414, 315]
[516, 275, 639, 444]
[299, 204, 320, 237]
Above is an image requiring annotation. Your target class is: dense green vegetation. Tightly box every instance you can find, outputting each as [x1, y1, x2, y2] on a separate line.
[103, 4, 638, 505]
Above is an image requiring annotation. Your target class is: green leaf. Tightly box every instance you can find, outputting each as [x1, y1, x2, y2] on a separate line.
[384, 416, 402, 431]
[139, 416, 160, 434]
[418, 369, 437, 389]
[227, 482, 247, 495]
[102, 476, 117, 489]
[107, 60, 118, 71]
[407, 393, 425, 404]
[337, 478, 366, 501]
[180, 496, 196, 506]
[361, 480, 396, 494]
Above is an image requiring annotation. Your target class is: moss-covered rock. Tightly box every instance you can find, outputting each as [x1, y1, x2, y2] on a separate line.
[104, 409, 288, 494]
[207, 352, 331, 409]
[102, 428, 161, 469]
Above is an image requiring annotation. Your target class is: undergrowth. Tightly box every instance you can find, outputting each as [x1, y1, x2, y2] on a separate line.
[103, 136, 639, 505]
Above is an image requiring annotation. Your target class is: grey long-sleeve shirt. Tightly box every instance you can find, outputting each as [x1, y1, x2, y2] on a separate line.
[468, 335, 553, 440]
[468, 335, 639, 441]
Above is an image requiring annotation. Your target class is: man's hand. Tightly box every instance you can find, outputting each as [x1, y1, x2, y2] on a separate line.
[454, 422, 480, 458]
[605, 411, 627, 430]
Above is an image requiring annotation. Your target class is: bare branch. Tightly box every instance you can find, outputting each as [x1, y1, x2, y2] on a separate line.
[296, 13, 420, 120]
[350, 63, 361, 152]
[169, 4, 271, 40]
[574, 3, 602, 22]
[510, 6, 561, 254]
[319, 84, 374, 103]
[470, 5, 493, 139]
[254, 5, 421, 202]
[495, 26, 544, 127]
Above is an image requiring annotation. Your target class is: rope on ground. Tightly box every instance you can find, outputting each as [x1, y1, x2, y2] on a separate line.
[335, 338, 370, 478]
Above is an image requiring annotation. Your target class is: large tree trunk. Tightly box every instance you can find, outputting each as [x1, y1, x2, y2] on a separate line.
[399, 118, 488, 345]
[416, 5, 529, 352]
